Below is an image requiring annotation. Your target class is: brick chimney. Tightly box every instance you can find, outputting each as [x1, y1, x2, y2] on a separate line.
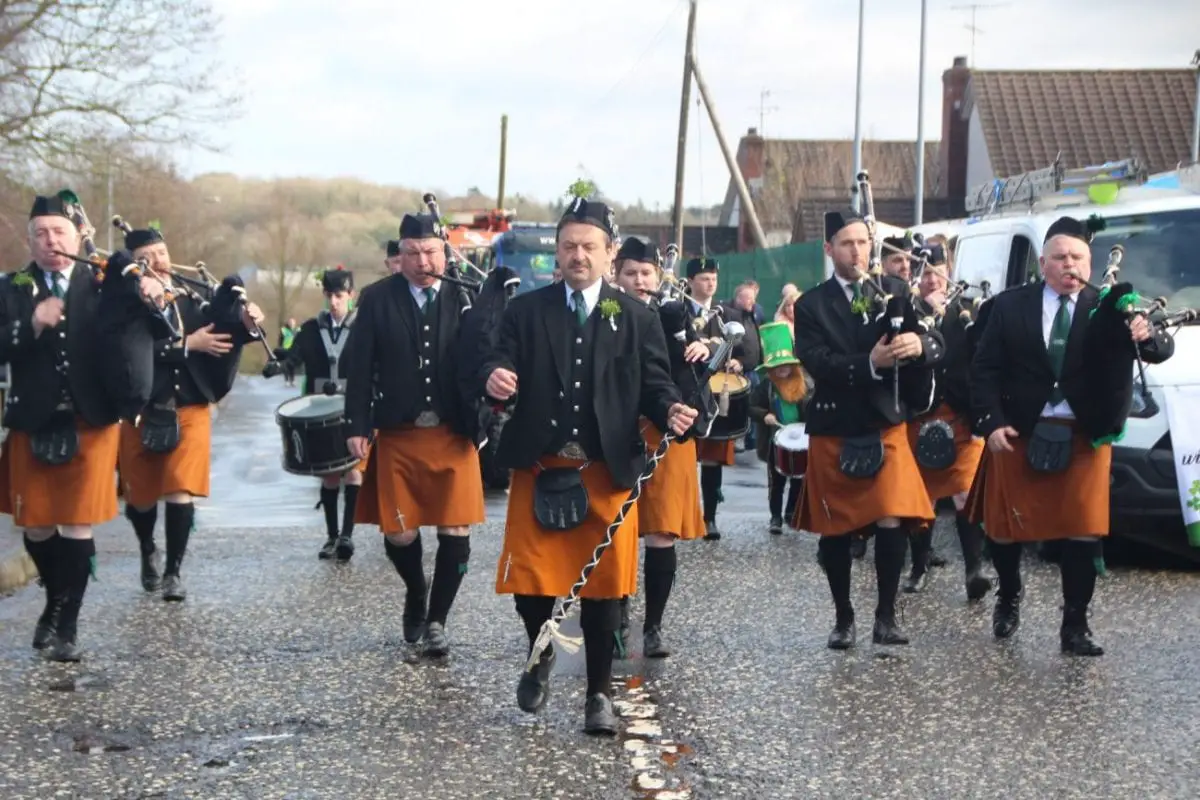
[940, 56, 972, 211]
[736, 127, 766, 251]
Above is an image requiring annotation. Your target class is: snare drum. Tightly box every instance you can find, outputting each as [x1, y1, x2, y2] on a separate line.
[275, 394, 360, 476]
[772, 423, 809, 477]
[703, 372, 751, 440]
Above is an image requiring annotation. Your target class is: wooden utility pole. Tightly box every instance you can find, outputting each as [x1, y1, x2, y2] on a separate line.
[671, 0, 697, 252]
[497, 114, 508, 209]
[691, 56, 771, 252]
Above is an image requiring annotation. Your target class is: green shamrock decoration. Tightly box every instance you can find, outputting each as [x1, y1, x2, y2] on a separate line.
[11, 272, 33, 288]
[850, 295, 871, 315]
[566, 178, 597, 200]
[1187, 479, 1200, 512]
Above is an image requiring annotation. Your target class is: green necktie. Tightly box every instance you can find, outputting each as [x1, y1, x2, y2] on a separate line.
[572, 290, 587, 327]
[422, 287, 435, 316]
[1047, 294, 1071, 404]
[851, 281, 862, 301]
[51, 273, 66, 300]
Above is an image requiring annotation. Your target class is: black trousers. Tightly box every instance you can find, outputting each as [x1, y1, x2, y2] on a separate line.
[766, 445, 803, 519]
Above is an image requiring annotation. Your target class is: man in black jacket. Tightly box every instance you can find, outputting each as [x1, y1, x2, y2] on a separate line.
[119, 225, 263, 601]
[0, 194, 164, 661]
[343, 214, 484, 658]
[791, 209, 945, 650]
[967, 215, 1173, 655]
[482, 197, 697, 735]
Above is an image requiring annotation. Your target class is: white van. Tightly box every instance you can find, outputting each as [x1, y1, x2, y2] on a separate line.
[912, 162, 1200, 557]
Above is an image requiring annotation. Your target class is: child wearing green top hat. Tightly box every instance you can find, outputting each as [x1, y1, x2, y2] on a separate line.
[749, 322, 813, 534]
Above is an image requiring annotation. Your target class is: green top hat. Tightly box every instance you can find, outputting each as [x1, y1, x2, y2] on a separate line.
[756, 321, 801, 372]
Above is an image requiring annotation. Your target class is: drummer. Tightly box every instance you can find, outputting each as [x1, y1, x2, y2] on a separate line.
[264, 266, 365, 561]
[749, 322, 812, 535]
[685, 257, 739, 540]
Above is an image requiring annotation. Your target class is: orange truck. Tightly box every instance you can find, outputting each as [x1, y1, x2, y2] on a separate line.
[444, 209, 514, 268]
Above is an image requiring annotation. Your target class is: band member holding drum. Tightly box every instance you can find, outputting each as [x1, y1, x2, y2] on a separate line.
[902, 242, 992, 600]
[344, 213, 484, 658]
[482, 199, 696, 734]
[749, 322, 812, 535]
[119, 225, 263, 601]
[611, 235, 708, 659]
[0, 194, 166, 661]
[686, 257, 739, 540]
[967, 216, 1173, 655]
[264, 266, 364, 561]
[791, 209, 943, 650]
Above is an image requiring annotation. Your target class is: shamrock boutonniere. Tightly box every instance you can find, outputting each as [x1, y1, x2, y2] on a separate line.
[11, 272, 34, 290]
[599, 298, 621, 331]
[849, 295, 871, 316]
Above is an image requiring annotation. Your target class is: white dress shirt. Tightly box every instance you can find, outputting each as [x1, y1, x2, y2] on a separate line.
[410, 279, 442, 311]
[1041, 283, 1079, 419]
[565, 279, 604, 318]
[44, 264, 74, 293]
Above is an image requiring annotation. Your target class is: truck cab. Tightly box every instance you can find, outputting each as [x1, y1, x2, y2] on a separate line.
[481, 224, 558, 295]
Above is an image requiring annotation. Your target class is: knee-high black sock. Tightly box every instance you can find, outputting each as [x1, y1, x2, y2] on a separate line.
[24, 533, 64, 621]
[580, 598, 619, 697]
[955, 514, 985, 574]
[700, 465, 721, 520]
[818, 535, 853, 619]
[514, 594, 556, 650]
[341, 485, 359, 538]
[54, 538, 96, 644]
[1060, 540, 1099, 626]
[873, 526, 907, 620]
[427, 534, 470, 626]
[908, 528, 932, 573]
[125, 505, 158, 555]
[384, 536, 427, 600]
[767, 461, 784, 517]
[643, 546, 677, 631]
[319, 487, 339, 539]
[989, 541, 1023, 599]
[164, 502, 194, 577]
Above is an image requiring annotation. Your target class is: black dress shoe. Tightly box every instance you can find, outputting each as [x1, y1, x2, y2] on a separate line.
[902, 567, 928, 594]
[334, 534, 354, 562]
[964, 570, 994, 602]
[643, 626, 670, 658]
[992, 593, 1022, 639]
[872, 617, 910, 645]
[402, 591, 428, 644]
[769, 516, 783, 535]
[422, 622, 449, 657]
[45, 638, 82, 663]
[703, 520, 721, 541]
[929, 550, 947, 567]
[32, 598, 62, 650]
[827, 617, 856, 650]
[583, 693, 619, 736]
[318, 538, 337, 560]
[140, 550, 163, 592]
[517, 646, 555, 713]
[162, 574, 186, 602]
[1060, 627, 1104, 656]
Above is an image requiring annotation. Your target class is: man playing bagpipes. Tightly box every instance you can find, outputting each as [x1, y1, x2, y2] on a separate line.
[481, 198, 698, 735]
[902, 241, 993, 602]
[610, 235, 708, 660]
[790, 209, 945, 650]
[966, 216, 1174, 655]
[344, 214, 485, 658]
[119, 224, 264, 602]
[0, 193, 167, 661]
[264, 266, 365, 561]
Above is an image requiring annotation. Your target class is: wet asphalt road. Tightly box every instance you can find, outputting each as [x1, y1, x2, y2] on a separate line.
[0, 378, 1198, 799]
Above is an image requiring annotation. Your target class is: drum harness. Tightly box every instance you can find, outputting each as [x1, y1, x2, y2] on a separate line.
[316, 309, 354, 395]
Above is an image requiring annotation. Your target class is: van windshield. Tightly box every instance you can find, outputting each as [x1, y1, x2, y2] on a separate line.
[1088, 208, 1200, 308]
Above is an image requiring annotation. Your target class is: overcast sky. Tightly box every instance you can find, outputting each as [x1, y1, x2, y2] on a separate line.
[182, 0, 1199, 208]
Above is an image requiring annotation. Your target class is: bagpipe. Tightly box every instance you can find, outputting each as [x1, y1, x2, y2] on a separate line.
[456, 263, 521, 450]
[422, 192, 488, 313]
[876, 235, 992, 329]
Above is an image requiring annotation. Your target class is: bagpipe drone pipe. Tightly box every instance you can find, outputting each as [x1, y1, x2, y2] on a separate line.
[456, 265, 520, 456]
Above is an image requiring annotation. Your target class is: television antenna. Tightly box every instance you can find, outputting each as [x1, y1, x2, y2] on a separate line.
[950, 2, 1011, 66]
[750, 89, 780, 135]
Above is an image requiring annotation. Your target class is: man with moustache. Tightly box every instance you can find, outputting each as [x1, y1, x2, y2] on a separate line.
[482, 199, 697, 734]
[791, 209, 944, 649]
[0, 193, 165, 661]
[967, 216, 1174, 655]
[343, 214, 484, 658]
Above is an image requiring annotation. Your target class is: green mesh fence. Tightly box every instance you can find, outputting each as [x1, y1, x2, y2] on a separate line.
[714, 241, 826, 307]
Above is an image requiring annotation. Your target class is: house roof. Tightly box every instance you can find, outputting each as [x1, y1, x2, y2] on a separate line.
[965, 69, 1198, 179]
[719, 138, 942, 234]
[790, 197, 962, 244]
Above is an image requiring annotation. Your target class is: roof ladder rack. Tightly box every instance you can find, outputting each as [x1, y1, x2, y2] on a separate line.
[965, 156, 1148, 215]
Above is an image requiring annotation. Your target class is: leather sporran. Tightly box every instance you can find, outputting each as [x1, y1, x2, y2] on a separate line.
[533, 466, 590, 531]
[1026, 421, 1073, 474]
[30, 410, 79, 466]
[140, 404, 181, 454]
[839, 432, 885, 479]
[915, 418, 957, 471]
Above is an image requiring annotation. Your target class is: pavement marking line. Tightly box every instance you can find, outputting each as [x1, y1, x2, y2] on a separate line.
[613, 674, 695, 798]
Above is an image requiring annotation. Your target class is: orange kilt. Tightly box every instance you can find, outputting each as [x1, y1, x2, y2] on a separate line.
[695, 437, 736, 466]
[496, 457, 639, 599]
[792, 423, 935, 536]
[118, 404, 212, 507]
[965, 420, 1111, 542]
[906, 403, 985, 501]
[0, 421, 120, 527]
[638, 420, 705, 540]
[355, 425, 484, 532]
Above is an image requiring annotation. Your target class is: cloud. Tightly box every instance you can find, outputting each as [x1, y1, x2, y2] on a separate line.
[185, 0, 1198, 207]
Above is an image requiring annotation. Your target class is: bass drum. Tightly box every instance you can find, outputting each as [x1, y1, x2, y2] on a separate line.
[275, 394, 359, 476]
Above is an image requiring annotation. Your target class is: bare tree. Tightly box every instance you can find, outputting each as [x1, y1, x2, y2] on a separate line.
[247, 187, 328, 331]
[0, 0, 240, 173]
